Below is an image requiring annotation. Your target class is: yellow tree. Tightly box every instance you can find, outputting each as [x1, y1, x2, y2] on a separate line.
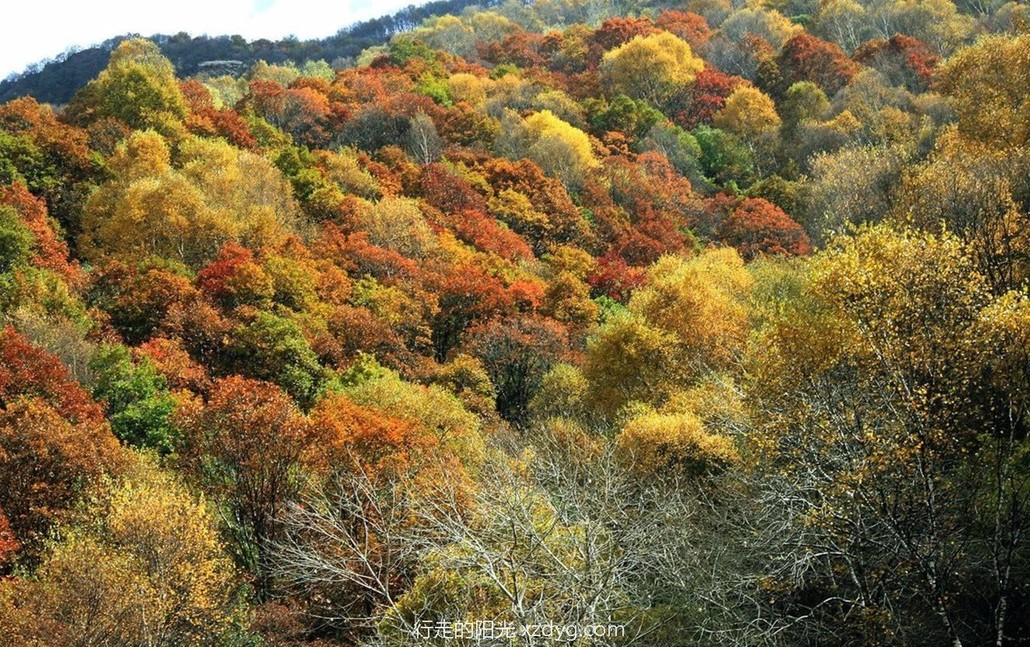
[892, 129, 1030, 292]
[936, 33, 1030, 149]
[615, 411, 738, 479]
[0, 460, 240, 646]
[67, 39, 187, 133]
[629, 249, 753, 375]
[744, 224, 1030, 645]
[714, 85, 781, 174]
[80, 131, 297, 267]
[600, 32, 704, 106]
[583, 249, 752, 420]
[714, 85, 781, 142]
[521, 110, 598, 190]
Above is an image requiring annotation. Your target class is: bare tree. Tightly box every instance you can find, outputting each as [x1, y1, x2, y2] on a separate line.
[406, 112, 443, 166]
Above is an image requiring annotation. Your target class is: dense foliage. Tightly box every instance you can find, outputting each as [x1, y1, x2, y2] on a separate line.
[1, 0, 1029, 645]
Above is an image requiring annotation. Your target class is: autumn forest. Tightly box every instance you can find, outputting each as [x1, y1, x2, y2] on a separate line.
[0, 0, 1028, 645]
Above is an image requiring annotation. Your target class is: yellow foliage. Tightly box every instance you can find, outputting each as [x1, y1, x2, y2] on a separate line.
[529, 362, 591, 422]
[600, 32, 704, 105]
[630, 249, 753, 374]
[543, 244, 597, 280]
[80, 132, 298, 267]
[447, 72, 490, 108]
[0, 460, 239, 646]
[616, 411, 739, 478]
[714, 86, 782, 141]
[584, 312, 681, 419]
[937, 34, 1030, 149]
[358, 196, 439, 260]
[67, 39, 187, 134]
[662, 377, 748, 433]
[522, 109, 598, 189]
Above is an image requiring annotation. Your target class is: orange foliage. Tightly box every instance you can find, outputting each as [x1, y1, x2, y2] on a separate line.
[718, 197, 811, 260]
[670, 67, 745, 130]
[0, 183, 82, 284]
[195, 242, 273, 308]
[178, 375, 316, 583]
[775, 34, 858, 97]
[180, 79, 257, 149]
[0, 327, 105, 425]
[90, 261, 200, 345]
[135, 337, 210, 392]
[587, 17, 660, 66]
[310, 393, 437, 479]
[0, 506, 18, 568]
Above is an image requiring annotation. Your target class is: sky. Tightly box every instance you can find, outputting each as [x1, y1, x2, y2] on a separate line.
[1, 0, 427, 79]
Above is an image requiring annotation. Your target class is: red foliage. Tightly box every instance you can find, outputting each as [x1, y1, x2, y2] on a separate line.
[178, 375, 315, 583]
[465, 314, 569, 422]
[325, 304, 411, 369]
[181, 79, 257, 149]
[313, 226, 421, 285]
[689, 192, 739, 239]
[427, 262, 525, 360]
[615, 152, 694, 216]
[435, 102, 499, 147]
[195, 242, 259, 304]
[0, 97, 99, 221]
[614, 229, 673, 267]
[776, 34, 858, 97]
[0, 327, 106, 426]
[717, 197, 811, 260]
[854, 34, 939, 92]
[602, 155, 693, 262]
[245, 80, 332, 147]
[90, 261, 200, 345]
[671, 67, 746, 130]
[480, 30, 547, 68]
[587, 251, 647, 302]
[0, 329, 123, 555]
[415, 163, 488, 215]
[587, 17, 660, 66]
[477, 157, 591, 248]
[0, 506, 18, 568]
[447, 210, 535, 261]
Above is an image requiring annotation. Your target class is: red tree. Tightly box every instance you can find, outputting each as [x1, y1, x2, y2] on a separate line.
[854, 35, 939, 92]
[670, 67, 745, 130]
[717, 197, 811, 260]
[656, 10, 713, 52]
[587, 17, 660, 66]
[0, 328, 123, 556]
[0, 183, 82, 284]
[775, 34, 858, 97]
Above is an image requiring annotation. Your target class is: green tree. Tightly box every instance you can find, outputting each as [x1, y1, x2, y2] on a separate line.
[89, 344, 178, 454]
[227, 311, 328, 408]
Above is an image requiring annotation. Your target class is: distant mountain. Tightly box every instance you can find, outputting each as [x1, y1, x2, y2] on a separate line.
[0, 0, 500, 105]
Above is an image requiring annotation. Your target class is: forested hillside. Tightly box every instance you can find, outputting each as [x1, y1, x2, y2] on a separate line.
[1, 0, 1029, 645]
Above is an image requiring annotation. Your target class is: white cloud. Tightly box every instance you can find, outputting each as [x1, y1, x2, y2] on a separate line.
[1, 0, 425, 79]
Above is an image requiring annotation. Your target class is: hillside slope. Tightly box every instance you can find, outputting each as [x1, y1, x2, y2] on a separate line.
[0, 0, 1029, 645]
